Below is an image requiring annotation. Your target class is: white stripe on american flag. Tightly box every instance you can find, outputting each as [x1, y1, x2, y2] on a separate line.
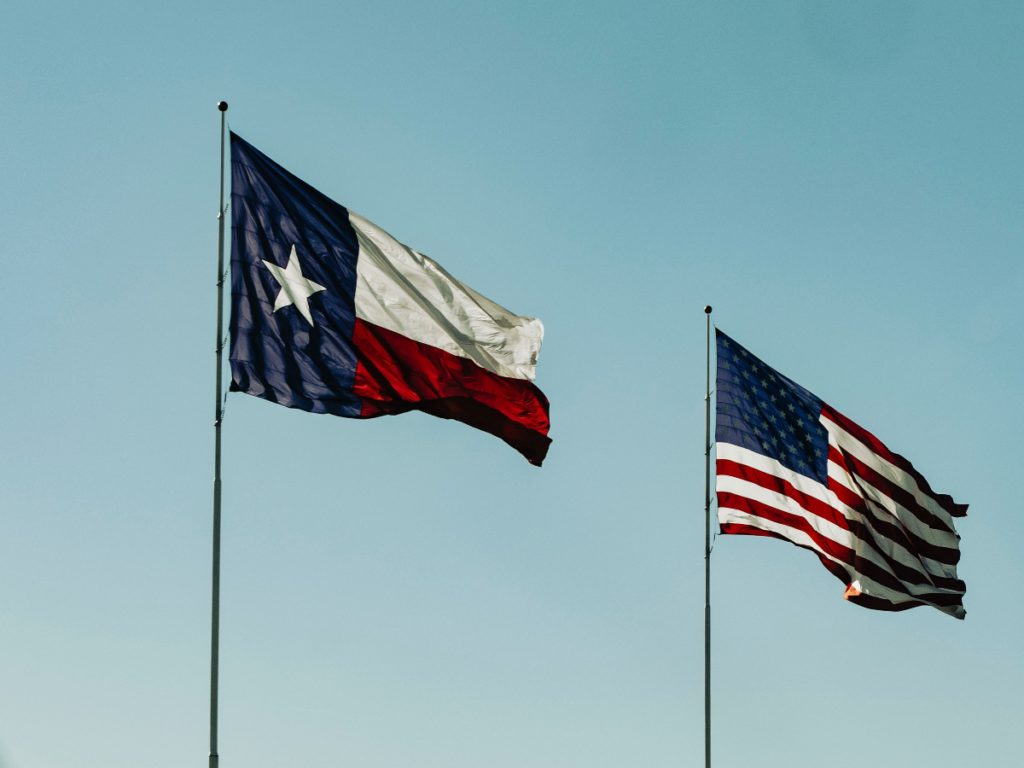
[718, 508, 963, 617]
[718, 468, 956, 596]
[716, 442, 966, 618]
[717, 469, 954, 590]
[721, 442, 956, 574]
[824, 460, 959, 561]
[822, 413, 961, 543]
[825, 463, 960, 582]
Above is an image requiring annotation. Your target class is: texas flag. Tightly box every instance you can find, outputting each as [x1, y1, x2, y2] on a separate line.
[229, 133, 551, 465]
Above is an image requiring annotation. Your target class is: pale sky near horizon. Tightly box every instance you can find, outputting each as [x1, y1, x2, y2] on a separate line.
[2, 2, 1022, 767]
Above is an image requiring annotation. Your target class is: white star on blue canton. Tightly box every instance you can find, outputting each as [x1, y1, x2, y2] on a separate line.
[262, 245, 327, 326]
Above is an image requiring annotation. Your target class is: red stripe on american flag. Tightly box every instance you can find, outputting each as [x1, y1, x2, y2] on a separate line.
[826, 453, 961, 566]
[719, 523, 945, 613]
[827, 445, 956, 536]
[845, 592, 943, 613]
[718, 491, 856, 565]
[717, 491, 962, 607]
[719, 459, 964, 591]
[808, 553, 953, 613]
[822, 404, 967, 518]
[717, 459, 851, 531]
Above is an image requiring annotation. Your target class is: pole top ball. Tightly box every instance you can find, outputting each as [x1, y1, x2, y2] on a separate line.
[217, 101, 229, 112]
[704, 305, 712, 314]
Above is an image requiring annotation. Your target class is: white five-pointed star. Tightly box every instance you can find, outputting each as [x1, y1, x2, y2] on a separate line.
[262, 245, 327, 326]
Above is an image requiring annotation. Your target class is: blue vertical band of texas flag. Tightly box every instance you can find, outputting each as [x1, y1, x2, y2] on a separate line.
[715, 329, 967, 618]
[228, 133, 551, 465]
[230, 133, 362, 416]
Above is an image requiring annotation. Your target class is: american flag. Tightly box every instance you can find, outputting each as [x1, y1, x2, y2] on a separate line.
[714, 330, 967, 619]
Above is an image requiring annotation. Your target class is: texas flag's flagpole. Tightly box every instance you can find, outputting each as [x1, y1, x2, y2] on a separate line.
[205, 103, 551, 766]
[209, 99, 229, 768]
[703, 305, 713, 768]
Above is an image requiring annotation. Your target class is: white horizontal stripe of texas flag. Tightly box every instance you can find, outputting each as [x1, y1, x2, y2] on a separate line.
[349, 211, 543, 382]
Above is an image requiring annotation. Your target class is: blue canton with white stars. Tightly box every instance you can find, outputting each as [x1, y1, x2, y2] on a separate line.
[715, 330, 829, 484]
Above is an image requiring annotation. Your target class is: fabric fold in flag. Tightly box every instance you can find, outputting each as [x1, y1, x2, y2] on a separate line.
[714, 329, 967, 618]
[228, 132, 551, 465]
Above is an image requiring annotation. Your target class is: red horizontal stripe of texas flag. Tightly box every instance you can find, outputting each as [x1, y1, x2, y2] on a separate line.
[351, 319, 551, 465]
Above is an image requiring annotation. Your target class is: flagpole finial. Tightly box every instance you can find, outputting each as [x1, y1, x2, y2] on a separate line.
[704, 305, 712, 314]
[217, 101, 229, 112]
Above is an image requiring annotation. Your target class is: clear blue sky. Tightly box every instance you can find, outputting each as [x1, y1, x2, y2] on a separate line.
[2, 2, 1021, 766]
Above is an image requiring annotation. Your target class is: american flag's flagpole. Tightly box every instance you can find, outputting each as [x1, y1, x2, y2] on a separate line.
[703, 305, 712, 768]
[210, 99, 229, 768]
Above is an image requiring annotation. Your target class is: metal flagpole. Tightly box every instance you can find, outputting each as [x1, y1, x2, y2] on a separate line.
[210, 99, 229, 768]
[703, 304, 712, 768]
